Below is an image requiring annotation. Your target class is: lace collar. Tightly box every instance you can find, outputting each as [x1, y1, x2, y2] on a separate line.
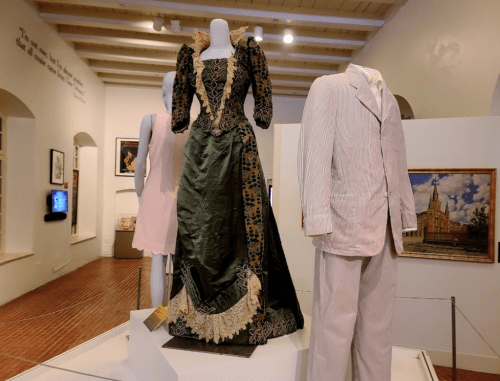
[191, 27, 248, 129]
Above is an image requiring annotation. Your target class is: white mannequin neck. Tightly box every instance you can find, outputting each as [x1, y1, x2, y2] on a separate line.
[162, 71, 176, 115]
[200, 19, 235, 61]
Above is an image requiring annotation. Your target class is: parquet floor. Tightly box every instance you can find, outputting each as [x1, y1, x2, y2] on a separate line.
[0, 257, 151, 381]
[434, 366, 500, 381]
[0, 256, 498, 381]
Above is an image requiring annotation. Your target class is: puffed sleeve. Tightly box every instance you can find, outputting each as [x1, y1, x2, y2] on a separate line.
[171, 44, 195, 133]
[247, 36, 273, 129]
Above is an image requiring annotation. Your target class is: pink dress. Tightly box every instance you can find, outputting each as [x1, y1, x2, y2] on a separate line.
[132, 113, 177, 254]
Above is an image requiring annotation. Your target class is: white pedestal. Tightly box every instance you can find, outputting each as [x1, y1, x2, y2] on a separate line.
[128, 309, 311, 381]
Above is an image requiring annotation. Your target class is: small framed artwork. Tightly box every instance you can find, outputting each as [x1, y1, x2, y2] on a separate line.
[131, 216, 137, 230]
[50, 149, 65, 185]
[401, 168, 496, 262]
[115, 138, 140, 177]
[118, 216, 132, 230]
[71, 170, 79, 232]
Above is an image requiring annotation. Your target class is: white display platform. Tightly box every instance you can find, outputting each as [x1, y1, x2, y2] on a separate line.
[6, 310, 439, 381]
[392, 346, 439, 381]
[128, 308, 311, 381]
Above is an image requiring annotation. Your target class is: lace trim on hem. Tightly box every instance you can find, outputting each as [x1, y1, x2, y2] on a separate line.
[190, 27, 248, 128]
[166, 269, 261, 344]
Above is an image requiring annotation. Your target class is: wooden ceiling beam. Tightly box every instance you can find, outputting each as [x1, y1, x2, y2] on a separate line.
[102, 80, 309, 97]
[63, 27, 353, 64]
[89, 59, 325, 85]
[89, 60, 175, 76]
[352, 0, 405, 4]
[41, 9, 366, 49]
[35, 0, 384, 31]
[75, 45, 178, 65]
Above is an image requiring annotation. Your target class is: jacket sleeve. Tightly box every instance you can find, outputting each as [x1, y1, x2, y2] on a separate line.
[298, 77, 336, 236]
[394, 100, 417, 230]
[247, 36, 273, 129]
[171, 44, 195, 134]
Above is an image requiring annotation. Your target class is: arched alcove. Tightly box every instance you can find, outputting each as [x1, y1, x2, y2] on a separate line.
[394, 95, 415, 120]
[71, 132, 98, 240]
[0, 88, 36, 254]
[0, 89, 35, 118]
[115, 188, 140, 229]
[490, 73, 500, 116]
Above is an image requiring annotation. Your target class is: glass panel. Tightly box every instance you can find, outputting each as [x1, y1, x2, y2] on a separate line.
[75, 157, 79, 169]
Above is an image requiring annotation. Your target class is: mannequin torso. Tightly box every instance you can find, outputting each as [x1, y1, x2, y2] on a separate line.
[135, 72, 176, 200]
[133, 71, 177, 307]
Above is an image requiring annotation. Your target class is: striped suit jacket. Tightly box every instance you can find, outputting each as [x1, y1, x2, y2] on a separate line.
[298, 64, 417, 256]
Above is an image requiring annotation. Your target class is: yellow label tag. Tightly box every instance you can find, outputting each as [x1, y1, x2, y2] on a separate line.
[143, 305, 169, 332]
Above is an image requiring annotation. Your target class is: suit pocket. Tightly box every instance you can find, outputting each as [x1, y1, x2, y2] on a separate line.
[330, 194, 357, 244]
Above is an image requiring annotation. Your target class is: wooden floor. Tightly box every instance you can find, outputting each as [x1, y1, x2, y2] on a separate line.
[0, 257, 152, 381]
[434, 366, 500, 381]
[0, 256, 498, 381]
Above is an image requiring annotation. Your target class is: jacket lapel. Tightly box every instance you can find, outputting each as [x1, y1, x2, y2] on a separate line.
[345, 64, 382, 123]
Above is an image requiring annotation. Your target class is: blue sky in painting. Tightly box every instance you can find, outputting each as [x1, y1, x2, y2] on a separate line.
[409, 173, 490, 225]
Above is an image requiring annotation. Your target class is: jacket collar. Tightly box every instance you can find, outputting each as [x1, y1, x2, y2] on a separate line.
[345, 63, 386, 124]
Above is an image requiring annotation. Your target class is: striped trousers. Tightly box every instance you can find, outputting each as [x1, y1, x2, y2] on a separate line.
[307, 225, 397, 381]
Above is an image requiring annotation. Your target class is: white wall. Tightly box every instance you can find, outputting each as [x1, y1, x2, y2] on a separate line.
[273, 117, 500, 373]
[102, 86, 305, 256]
[5, 117, 36, 253]
[351, 0, 500, 119]
[0, 0, 106, 305]
[77, 146, 98, 236]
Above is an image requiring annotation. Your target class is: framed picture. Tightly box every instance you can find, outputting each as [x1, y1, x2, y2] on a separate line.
[401, 168, 496, 262]
[118, 216, 132, 230]
[131, 216, 137, 230]
[71, 170, 79, 231]
[50, 149, 64, 185]
[115, 138, 140, 177]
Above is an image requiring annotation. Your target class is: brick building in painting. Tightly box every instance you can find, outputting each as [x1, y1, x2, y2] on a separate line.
[404, 184, 467, 242]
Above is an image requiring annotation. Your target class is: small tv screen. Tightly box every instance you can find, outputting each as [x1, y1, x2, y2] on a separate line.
[52, 190, 68, 213]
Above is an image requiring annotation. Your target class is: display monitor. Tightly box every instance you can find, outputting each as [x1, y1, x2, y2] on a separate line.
[51, 190, 68, 213]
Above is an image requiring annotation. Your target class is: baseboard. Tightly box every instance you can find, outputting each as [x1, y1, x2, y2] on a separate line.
[425, 349, 500, 375]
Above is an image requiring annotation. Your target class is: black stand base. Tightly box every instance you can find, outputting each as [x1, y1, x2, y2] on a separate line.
[162, 336, 257, 358]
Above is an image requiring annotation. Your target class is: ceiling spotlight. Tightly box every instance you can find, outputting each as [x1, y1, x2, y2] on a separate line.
[283, 28, 293, 44]
[171, 19, 181, 33]
[254, 25, 263, 41]
[152, 16, 164, 32]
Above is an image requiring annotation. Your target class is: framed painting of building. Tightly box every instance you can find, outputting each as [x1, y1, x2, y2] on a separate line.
[401, 168, 496, 262]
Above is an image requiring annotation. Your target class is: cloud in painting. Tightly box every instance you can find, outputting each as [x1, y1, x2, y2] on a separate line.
[411, 173, 490, 225]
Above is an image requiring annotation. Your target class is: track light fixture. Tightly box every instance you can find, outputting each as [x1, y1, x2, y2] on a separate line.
[254, 25, 263, 41]
[171, 19, 181, 33]
[152, 16, 164, 32]
[283, 28, 293, 43]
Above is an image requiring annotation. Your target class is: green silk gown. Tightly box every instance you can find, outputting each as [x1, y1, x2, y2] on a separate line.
[166, 28, 304, 345]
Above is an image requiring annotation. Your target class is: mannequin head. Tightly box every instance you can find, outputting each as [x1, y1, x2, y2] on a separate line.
[162, 71, 176, 114]
[209, 19, 231, 48]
